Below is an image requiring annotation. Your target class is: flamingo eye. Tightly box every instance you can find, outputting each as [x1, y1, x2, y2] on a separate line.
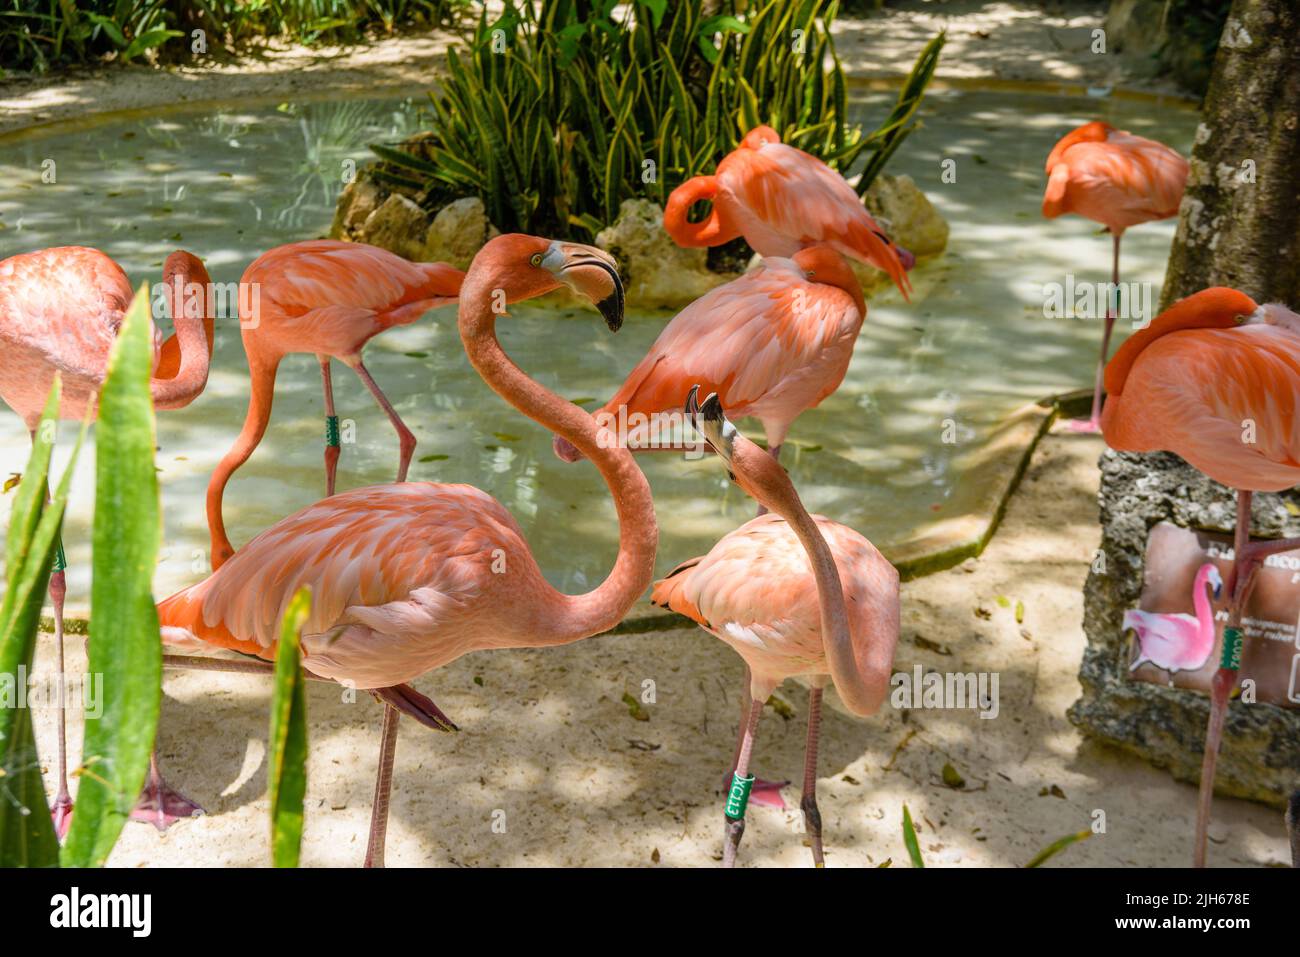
[727, 470, 736, 482]
[530, 253, 544, 267]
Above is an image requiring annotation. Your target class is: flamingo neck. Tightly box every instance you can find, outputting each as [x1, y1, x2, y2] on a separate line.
[1192, 565, 1216, 643]
[151, 256, 212, 410]
[663, 176, 736, 247]
[458, 270, 658, 642]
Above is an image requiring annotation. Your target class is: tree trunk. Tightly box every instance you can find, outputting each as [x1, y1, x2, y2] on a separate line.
[1160, 0, 1300, 309]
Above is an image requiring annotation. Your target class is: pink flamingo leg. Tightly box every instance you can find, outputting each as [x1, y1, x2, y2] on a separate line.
[1069, 232, 1121, 433]
[130, 751, 203, 831]
[320, 356, 340, 497]
[723, 698, 763, 868]
[365, 705, 400, 869]
[800, 685, 825, 867]
[723, 667, 788, 809]
[348, 359, 416, 484]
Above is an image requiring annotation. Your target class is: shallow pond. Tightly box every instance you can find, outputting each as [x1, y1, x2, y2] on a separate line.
[0, 85, 1197, 602]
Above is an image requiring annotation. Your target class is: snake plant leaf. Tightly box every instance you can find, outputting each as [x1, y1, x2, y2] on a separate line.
[0, 382, 83, 868]
[268, 587, 311, 868]
[62, 285, 162, 868]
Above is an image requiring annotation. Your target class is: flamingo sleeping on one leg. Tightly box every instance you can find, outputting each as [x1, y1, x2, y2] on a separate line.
[664, 126, 914, 298]
[652, 387, 899, 866]
[207, 240, 464, 569]
[1042, 121, 1188, 430]
[0, 245, 214, 834]
[1100, 286, 1300, 866]
[159, 235, 655, 866]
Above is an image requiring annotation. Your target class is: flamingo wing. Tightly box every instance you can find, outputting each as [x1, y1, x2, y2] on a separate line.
[717, 144, 911, 296]
[158, 483, 526, 683]
[1102, 325, 1300, 491]
[600, 260, 862, 431]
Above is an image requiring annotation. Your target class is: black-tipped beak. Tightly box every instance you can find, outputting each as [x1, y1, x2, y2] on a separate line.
[700, 391, 724, 424]
[594, 261, 625, 332]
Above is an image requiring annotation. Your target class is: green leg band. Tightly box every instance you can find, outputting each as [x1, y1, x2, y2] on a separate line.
[52, 537, 67, 574]
[1220, 626, 1244, 671]
[325, 415, 341, 448]
[724, 772, 754, 821]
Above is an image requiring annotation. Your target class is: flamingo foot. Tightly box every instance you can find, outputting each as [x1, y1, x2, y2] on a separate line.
[51, 793, 73, 840]
[721, 772, 788, 809]
[131, 768, 204, 832]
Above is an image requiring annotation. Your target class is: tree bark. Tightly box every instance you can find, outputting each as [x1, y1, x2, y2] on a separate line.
[1160, 0, 1300, 309]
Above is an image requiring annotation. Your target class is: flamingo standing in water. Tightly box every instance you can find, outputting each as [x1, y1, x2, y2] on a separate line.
[652, 387, 899, 867]
[159, 235, 655, 866]
[664, 126, 914, 299]
[1042, 121, 1188, 429]
[1101, 286, 1300, 866]
[207, 240, 464, 569]
[0, 245, 214, 834]
[553, 245, 864, 469]
[1125, 563, 1222, 674]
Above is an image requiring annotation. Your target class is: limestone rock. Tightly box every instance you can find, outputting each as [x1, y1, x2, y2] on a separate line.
[359, 193, 431, 262]
[864, 173, 949, 260]
[595, 199, 726, 309]
[1070, 449, 1300, 807]
[420, 197, 498, 270]
[329, 178, 382, 240]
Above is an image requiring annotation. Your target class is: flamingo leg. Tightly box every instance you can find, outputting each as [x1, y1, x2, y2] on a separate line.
[320, 355, 340, 497]
[130, 751, 203, 831]
[800, 686, 825, 867]
[365, 704, 400, 868]
[721, 666, 787, 808]
[1072, 231, 1121, 433]
[722, 697, 764, 868]
[348, 359, 415, 484]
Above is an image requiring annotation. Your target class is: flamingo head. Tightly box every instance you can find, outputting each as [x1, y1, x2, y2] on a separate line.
[740, 125, 781, 150]
[1045, 120, 1116, 171]
[685, 386, 796, 512]
[792, 245, 860, 293]
[475, 234, 625, 330]
[1202, 564, 1223, 602]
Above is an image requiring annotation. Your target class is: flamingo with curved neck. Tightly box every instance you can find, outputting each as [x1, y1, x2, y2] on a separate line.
[653, 387, 899, 866]
[0, 245, 213, 835]
[158, 234, 655, 865]
[1124, 563, 1222, 674]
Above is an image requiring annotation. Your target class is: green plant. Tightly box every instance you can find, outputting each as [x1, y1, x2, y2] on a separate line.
[366, 0, 944, 237]
[0, 385, 82, 867]
[268, 588, 311, 868]
[901, 804, 1093, 868]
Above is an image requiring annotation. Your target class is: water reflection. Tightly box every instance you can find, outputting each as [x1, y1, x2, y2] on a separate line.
[0, 89, 1197, 601]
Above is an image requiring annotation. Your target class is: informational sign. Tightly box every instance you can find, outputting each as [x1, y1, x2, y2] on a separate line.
[1127, 521, 1300, 709]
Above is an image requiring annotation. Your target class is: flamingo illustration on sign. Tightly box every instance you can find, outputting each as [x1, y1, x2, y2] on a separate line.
[1124, 563, 1222, 675]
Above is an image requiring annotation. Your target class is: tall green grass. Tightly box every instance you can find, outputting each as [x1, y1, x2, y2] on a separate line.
[367, 0, 944, 238]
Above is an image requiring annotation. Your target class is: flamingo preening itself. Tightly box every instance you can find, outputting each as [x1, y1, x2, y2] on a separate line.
[553, 244, 864, 473]
[1100, 286, 1300, 866]
[0, 245, 214, 835]
[1124, 563, 1222, 675]
[206, 240, 465, 569]
[158, 235, 655, 866]
[652, 387, 899, 867]
[1042, 121, 1188, 430]
[664, 126, 914, 299]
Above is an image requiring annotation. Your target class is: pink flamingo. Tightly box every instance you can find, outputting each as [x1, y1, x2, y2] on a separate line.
[664, 126, 914, 298]
[1042, 121, 1188, 430]
[1125, 563, 1222, 674]
[652, 387, 900, 866]
[207, 240, 465, 569]
[0, 245, 214, 834]
[158, 235, 655, 866]
[553, 245, 864, 471]
[1101, 286, 1300, 866]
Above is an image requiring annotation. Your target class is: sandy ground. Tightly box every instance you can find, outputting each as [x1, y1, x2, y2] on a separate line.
[29, 426, 1292, 867]
[0, 1, 1177, 138]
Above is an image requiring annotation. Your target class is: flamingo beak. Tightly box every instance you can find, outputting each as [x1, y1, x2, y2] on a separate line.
[544, 242, 625, 331]
[685, 385, 736, 467]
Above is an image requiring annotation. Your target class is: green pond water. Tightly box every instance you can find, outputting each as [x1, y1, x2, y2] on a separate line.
[0, 87, 1198, 603]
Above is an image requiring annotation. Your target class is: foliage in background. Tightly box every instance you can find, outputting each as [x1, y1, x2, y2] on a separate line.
[367, 0, 944, 237]
[0, 0, 461, 74]
[0, 385, 81, 867]
[268, 588, 311, 868]
[61, 286, 163, 867]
